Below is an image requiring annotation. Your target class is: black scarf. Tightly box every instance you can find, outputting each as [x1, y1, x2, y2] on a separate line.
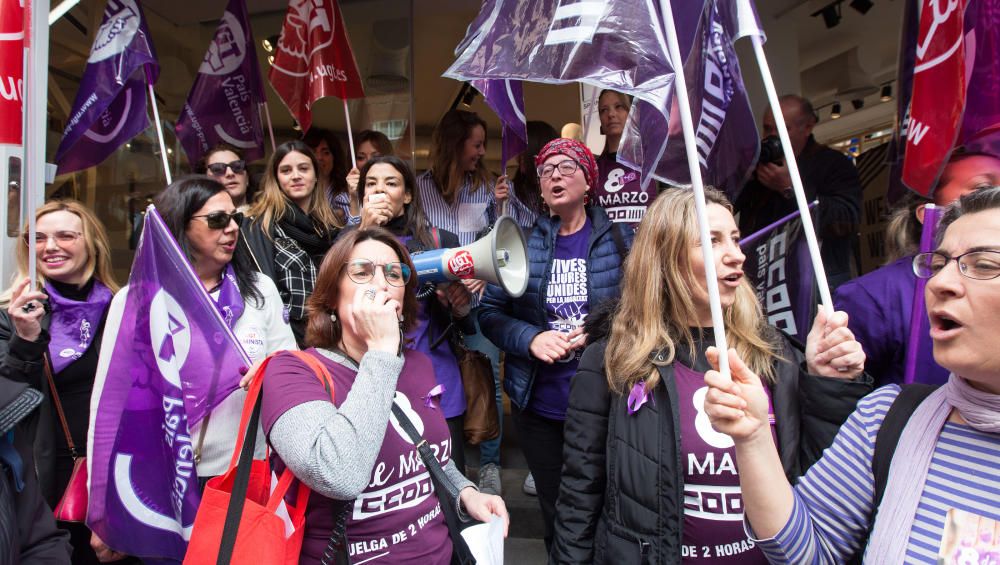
[277, 201, 337, 263]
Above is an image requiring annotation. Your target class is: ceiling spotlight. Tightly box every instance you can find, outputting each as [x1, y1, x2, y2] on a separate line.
[812, 2, 842, 29]
[850, 0, 874, 14]
[262, 35, 279, 53]
[461, 85, 478, 108]
[267, 54, 275, 66]
[881, 84, 893, 102]
[292, 120, 302, 132]
[831, 103, 842, 119]
[851, 98, 865, 110]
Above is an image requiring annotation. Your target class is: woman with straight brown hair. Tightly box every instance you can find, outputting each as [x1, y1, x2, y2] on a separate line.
[551, 187, 870, 564]
[259, 227, 506, 564]
[0, 200, 121, 564]
[243, 140, 343, 345]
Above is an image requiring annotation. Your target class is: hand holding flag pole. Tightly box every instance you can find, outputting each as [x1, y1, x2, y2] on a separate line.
[741, 0, 832, 315]
[660, 0, 731, 379]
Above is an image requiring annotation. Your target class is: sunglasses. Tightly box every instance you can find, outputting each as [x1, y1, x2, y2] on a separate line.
[24, 230, 82, 248]
[206, 160, 247, 176]
[191, 211, 244, 230]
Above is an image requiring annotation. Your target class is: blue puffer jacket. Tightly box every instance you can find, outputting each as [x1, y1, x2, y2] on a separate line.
[478, 206, 632, 411]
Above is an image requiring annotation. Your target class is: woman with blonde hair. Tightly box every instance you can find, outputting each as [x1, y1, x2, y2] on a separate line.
[243, 140, 343, 345]
[551, 187, 870, 564]
[0, 200, 121, 563]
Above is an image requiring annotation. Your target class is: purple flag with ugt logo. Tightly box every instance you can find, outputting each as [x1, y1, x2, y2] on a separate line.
[87, 207, 249, 561]
[175, 0, 267, 165]
[444, 0, 676, 188]
[624, 0, 761, 197]
[472, 79, 528, 166]
[55, 0, 159, 175]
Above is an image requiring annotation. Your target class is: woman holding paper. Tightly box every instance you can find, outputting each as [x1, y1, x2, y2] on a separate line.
[259, 228, 507, 564]
[0, 200, 119, 564]
[356, 154, 474, 474]
[243, 140, 343, 346]
[87, 177, 296, 560]
[834, 151, 1000, 386]
[551, 187, 868, 564]
[708, 187, 1000, 563]
[479, 138, 632, 551]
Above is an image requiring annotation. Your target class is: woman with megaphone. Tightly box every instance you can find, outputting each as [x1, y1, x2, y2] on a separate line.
[356, 154, 475, 475]
[478, 138, 633, 551]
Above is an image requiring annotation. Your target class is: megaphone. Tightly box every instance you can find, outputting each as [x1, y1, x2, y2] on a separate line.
[411, 215, 529, 297]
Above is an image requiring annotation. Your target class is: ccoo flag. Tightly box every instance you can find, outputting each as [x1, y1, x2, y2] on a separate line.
[268, 0, 365, 133]
[444, 0, 676, 188]
[87, 207, 250, 561]
[633, 0, 762, 198]
[55, 0, 159, 175]
[175, 0, 267, 165]
[472, 79, 528, 166]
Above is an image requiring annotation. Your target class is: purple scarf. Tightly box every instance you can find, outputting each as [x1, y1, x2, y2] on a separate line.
[45, 281, 113, 373]
[212, 265, 245, 329]
[866, 374, 1000, 561]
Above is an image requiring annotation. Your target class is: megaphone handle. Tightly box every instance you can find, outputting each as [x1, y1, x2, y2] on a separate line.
[500, 199, 508, 218]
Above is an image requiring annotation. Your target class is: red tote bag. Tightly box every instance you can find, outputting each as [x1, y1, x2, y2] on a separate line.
[184, 351, 335, 565]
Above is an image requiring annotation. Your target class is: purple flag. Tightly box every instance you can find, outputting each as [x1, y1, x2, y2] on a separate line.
[444, 0, 676, 188]
[625, 0, 762, 197]
[87, 207, 249, 561]
[742, 213, 817, 343]
[55, 0, 159, 175]
[472, 79, 528, 166]
[175, 0, 267, 165]
[959, 0, 1000, 152]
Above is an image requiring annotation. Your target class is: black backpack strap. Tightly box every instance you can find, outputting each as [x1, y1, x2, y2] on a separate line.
[849, 383, 937, 564]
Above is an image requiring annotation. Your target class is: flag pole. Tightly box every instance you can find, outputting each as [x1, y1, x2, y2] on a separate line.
[903, 204, 940, 383]
[343, 98, 357, 169]
[500, 130, 509, 217]
[145, 67, 172, 185]
[261, 102, 276, 153]
[659, 0, 731, 379]
[23, 0, 51, 287]
[745, 22, 833, 314]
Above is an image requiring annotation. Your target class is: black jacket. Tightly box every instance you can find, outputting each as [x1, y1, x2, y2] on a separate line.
[0, 375, 72, 563]
[550, 301, 873, 564]
[735, 136, 862, 280]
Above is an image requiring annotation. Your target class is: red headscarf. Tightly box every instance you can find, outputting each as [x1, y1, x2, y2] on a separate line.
[534, 138, 599, 188]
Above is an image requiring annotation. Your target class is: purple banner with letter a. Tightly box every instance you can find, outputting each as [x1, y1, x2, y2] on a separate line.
[175, 0, 266, 165]
[87, 207, 249, 562]
[742, 214, 816, 343]
[472, 79, 527, 166]
[444, 0, 676, 189]
[627, 0, 761, 197]
[55, 0, 159, 175]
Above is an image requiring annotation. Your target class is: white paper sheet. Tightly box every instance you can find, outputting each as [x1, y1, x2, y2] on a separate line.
[460, 515, 505, 565]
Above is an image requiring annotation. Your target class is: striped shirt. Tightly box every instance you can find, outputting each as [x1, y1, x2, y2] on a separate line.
[751, 385, 1000, 564]
[416, 171, 537, 246]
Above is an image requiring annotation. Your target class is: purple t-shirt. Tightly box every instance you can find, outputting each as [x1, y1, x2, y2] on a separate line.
[261, 349, 453, 565]
[592, 153, 655, 229]
[530, 219, 591, 420]
[675, 363, 775, 563]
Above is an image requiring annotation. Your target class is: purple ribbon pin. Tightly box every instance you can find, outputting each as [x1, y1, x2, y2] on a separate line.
[627, 382, 652, 415]
[423, 384, 446, 409]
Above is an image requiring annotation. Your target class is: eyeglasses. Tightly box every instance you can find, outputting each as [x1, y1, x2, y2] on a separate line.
[24, 231, 82, 248]
[913, 250, 1000, 280]
[537, 159, 580, 179]
[190, 211, 244, 230]
[206, 160, 247, 176]
[345, 259, 411, 287]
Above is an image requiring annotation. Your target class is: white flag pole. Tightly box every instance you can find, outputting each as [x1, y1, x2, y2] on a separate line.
[261, 102, 277, 153]
[659, 0, 731, 379]
[23, 0, 51, 287]
[146, 69, 172, 185]
[743, 3, 833, 314]
[343, 98, 357, 169]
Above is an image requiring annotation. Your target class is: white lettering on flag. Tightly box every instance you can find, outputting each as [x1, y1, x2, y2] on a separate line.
[544, 0, 609, 45]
